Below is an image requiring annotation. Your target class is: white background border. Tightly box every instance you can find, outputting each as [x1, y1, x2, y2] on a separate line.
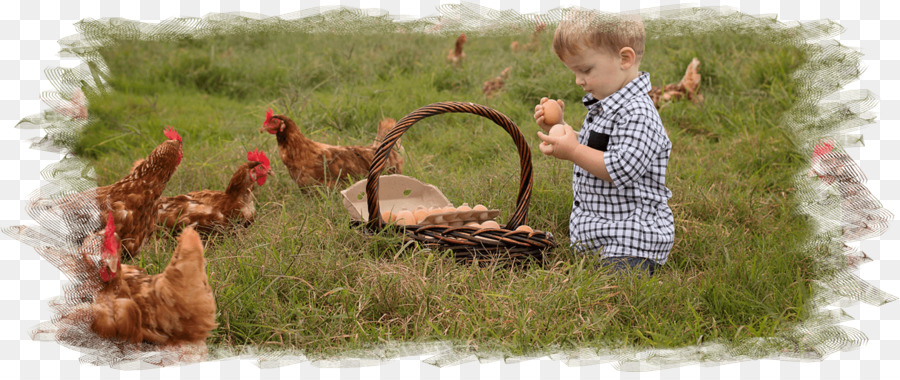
[2, 1, 898, 379]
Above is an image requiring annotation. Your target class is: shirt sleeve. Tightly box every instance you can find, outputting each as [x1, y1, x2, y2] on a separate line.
[603, 112, 663, 189]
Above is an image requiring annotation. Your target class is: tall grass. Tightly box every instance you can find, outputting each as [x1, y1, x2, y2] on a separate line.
[66, 9, 852, 359]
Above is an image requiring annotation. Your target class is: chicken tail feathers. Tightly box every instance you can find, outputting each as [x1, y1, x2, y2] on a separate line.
[164, 226, 207, 281]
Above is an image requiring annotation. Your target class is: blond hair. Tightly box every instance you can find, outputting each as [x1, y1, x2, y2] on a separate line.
[553, 9, 645, 64]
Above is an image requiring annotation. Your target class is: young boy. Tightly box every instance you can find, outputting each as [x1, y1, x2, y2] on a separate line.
[534, 11, 674, 276]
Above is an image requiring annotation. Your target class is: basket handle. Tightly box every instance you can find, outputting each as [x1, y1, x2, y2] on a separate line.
[366, 102, 533, 231]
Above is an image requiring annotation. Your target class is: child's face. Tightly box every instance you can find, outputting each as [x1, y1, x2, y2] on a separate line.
[561, 47, 630, 101]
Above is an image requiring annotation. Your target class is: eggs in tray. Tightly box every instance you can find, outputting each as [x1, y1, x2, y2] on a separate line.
[340, 175, 538, 230]
[382, 203, 500, 226]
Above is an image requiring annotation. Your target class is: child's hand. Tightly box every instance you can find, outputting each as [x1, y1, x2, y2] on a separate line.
[534, 97, 565, 133]
[537, 124, 578, 161]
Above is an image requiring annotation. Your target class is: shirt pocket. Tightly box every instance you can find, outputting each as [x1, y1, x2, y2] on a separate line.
[587, 131, 610, 151]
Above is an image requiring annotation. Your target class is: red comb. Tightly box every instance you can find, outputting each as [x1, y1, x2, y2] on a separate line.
[813, 142, 833, 157]
[247, 149, 270, 168]
[164, 126, 182, 142]
[248, 149, 270, 185]
[102, 212, 118, 257]
[265, 109, 274, 124]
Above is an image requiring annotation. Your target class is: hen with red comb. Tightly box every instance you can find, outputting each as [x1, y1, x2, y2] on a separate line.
[247, 149, 271, 186]
[157, 149, 272, 235]
[260, 109, 403, 187]
[88, 223, 216, 356]
[164, 126, 182, 142]
[43, 127, 183, 258]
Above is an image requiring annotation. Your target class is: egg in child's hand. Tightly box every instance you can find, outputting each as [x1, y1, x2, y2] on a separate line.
[542, 99, 563, 125]
[549, 124, 566, 137]
[541, 124, 567, 149]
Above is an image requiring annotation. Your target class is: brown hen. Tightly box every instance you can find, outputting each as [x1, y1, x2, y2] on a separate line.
[447, 33, 467, 65]
[482, 67, 511, 98]
[511, 19, 546, 52]
[98, 128, 182, 256]
[260, 109, 403, 187]
[156, 150, 272, 235]
[39, 127, 183, 257]
[648, 58, 704, 108]
[87, 212, 216, 354]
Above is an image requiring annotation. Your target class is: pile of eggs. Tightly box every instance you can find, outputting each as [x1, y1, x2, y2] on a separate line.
[381, 203, 487, 226]
[380, 203, 535, 232]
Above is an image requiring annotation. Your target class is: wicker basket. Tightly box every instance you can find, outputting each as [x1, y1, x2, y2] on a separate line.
[363, 101, 556, 261]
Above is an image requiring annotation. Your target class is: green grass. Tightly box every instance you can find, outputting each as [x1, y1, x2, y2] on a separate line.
[60, 9, 857, 360]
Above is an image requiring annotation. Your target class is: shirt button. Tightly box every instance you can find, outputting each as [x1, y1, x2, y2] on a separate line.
[574, 200, 580, 207]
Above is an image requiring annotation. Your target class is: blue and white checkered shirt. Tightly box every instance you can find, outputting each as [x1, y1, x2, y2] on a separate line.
[569, 72, 675, 264]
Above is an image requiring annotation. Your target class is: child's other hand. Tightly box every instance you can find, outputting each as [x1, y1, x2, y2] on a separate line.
[534, 97, 565, 133]
[537, 124, 578, 161]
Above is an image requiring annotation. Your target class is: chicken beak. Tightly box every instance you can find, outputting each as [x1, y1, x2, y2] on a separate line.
[102, 256, 119, 276]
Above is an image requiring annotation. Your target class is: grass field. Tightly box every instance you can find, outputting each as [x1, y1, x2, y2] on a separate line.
[50, 8, 860, 360]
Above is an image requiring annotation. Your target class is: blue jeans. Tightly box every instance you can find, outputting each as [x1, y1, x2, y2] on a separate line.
[600, 256, 659, 277]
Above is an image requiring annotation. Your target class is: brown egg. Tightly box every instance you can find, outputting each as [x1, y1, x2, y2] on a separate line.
[543, 99, 562, 125]
[381, 211, 396, 223]
[441, 206, 456, 213]
[549, 124, 566, 137]
[473, 204, 488, 211]
[482, 220, 500, 229]
[413, 207, 430, 223]
[457, 203, 472, 212]
[515, 225, 533, 233]
[465, 221, 481, 227]
[396, 210, 416, 225]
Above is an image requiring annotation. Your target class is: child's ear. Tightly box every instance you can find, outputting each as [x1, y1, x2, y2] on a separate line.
[619, 47, 637, 70]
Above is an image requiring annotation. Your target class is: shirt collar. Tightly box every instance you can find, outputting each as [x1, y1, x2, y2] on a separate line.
[582, 71, 652, 113]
